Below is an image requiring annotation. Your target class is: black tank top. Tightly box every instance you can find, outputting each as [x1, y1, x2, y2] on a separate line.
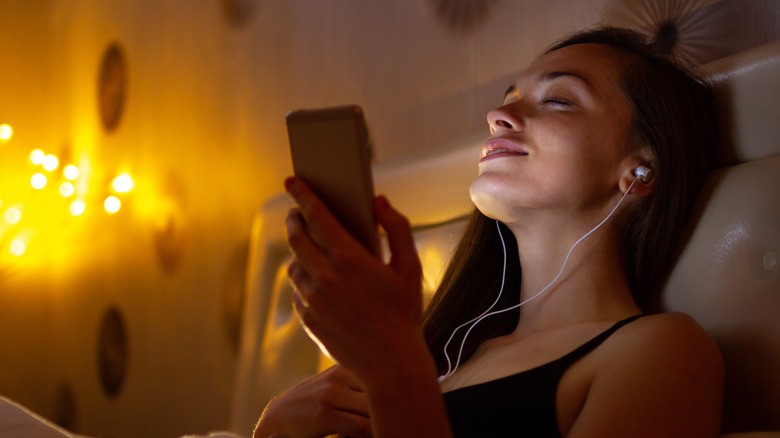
[442, 314, 644, 437]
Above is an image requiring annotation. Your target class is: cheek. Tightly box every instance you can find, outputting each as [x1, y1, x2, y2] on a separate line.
[565, 120, 629, 181]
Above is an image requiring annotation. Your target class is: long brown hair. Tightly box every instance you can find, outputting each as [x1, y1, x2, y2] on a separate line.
[423, 27, 717, 375]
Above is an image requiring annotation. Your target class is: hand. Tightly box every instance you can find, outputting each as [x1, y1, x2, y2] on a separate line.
[253, 366, 373, 438]
[284, 177, 424, 378]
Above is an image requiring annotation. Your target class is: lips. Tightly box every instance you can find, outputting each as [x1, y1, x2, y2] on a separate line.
[480, 137, 529, 161]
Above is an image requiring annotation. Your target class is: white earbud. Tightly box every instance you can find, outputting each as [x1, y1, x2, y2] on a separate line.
[634, 165, 653, 183]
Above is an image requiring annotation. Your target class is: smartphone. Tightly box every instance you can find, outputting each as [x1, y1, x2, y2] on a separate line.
[286, 105, 381, 256]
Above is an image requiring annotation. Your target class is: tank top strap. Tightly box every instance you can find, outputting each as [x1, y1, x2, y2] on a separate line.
[554, 313, 646, 368]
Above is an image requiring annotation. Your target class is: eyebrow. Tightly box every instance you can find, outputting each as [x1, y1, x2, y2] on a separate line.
[504, 70, 592, 98]
[542, 70, 591, 86]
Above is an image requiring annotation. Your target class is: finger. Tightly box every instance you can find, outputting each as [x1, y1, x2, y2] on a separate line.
[292, 290, 328, 353]
[292, 287, 309, 314]
[287, 260, 312, 299]
[285, 177, 358, 252]
[285, 208, 330, 273]
[329, 410, 374, 438]
[311, 408, 372, 438]
[318, 375, 373, 435]
[329, 366, 367, 393]
[374, 195, 422, 281]
[329, 384, 371, 419]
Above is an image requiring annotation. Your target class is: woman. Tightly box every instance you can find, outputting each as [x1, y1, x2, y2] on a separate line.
[255, 27, 724, 437]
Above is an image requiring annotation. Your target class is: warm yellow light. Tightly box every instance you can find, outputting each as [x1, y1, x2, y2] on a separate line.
[104, 196, 121, 213]
[63, 164, 80, 180]
[4, 207, 21, 225]
[9, 238, 26, 257]
[31, 173, 47, 189]
[112, 173, 134, 193]
[42, 154, 59, 171]
[30, 149, 45, 165]
[59, 182, 75, 197]
[0, 124, 13, 141]
[69, 199, 86, 216]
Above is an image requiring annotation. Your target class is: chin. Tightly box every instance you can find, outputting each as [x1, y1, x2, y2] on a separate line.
[470, 184, 509, 222]
[471, 173, 517, 212]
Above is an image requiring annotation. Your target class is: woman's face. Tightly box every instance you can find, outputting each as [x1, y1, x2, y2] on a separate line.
[470, 43, 637, 224]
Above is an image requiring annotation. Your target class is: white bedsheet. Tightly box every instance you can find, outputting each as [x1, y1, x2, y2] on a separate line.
[0, 396, 245, 438]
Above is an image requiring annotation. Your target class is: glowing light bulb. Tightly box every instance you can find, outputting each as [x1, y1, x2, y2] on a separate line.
[43, 154, 59, 171]
[69, 199, 86, 216]
[31, 173, 47, 189]
[30, 149, 45, 165]
[9, 238, 26, 257]
[104, 196, 121, 213]
[0, 124, 12, 142]
[63, 164, 79, 181]
[112, 173, 134, 193]
[4, 207, 21, 225]
[59, 182, 75, 197]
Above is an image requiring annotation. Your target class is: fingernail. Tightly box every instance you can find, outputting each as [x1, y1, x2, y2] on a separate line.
[375, 195, 389, 209]
[284, 177, 297, 194]
[285, 210, 297, 230]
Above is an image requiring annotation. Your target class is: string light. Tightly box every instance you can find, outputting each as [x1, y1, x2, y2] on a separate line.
[0, 125, 145, 266]
[104, 196, 121, 213]
[69, 199, 86, 216]
[112, 172, 134, 193]
[31, 173, 47, 189]
[30, 149, 45, 165]
[42, 154, 59, 171]
[9, 238, 26, 257]
[0, 124, 12, 142]
[63, 165, 79, 181]
[4, 207, 21, 225]
[59, 182, 75, 197]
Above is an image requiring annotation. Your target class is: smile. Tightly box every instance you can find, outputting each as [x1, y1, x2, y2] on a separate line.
[480, 138, 529, 161]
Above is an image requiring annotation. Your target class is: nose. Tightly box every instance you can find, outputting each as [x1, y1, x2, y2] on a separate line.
[487, 104, 523, 135]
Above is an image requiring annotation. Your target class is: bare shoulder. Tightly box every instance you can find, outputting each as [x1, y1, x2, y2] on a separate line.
[615, 312, 721, 359]
[603, 312, 724, 381]
[566, 312, 725, 437]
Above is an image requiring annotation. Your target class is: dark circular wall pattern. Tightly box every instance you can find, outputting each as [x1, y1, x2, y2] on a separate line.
[221, 0, 256, 28]
[98, 42, 128, 133]
[97, 306, 129, 398]
[427, 0, 499, 35]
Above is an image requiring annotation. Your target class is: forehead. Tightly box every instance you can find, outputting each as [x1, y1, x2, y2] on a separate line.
[516, 43, 626, 93]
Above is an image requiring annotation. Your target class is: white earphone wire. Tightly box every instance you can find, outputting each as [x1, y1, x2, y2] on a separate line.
[438, 177, 641, 382]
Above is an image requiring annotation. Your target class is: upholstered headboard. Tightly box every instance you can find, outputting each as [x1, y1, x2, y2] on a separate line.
[661, 41, 780, 433]
[230, 41, 780, 435]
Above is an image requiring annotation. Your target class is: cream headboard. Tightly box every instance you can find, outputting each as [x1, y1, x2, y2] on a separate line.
[230, 41, 780, 434]
[661, 41, 780, 433]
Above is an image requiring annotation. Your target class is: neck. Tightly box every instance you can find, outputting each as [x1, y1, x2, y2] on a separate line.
[503, 207, 641, 337]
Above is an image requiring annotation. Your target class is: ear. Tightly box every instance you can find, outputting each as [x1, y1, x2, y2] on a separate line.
[618, 149, 655, 196]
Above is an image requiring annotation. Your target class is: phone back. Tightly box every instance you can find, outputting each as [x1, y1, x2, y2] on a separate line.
[286, 105, 380, 255]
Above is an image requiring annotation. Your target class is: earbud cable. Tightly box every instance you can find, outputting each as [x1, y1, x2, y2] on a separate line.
[438, 178, 640, 382]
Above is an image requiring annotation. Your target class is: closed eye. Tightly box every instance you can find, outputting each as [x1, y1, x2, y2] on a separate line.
[542, 97, 571, 106]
